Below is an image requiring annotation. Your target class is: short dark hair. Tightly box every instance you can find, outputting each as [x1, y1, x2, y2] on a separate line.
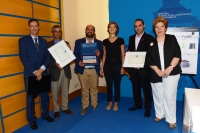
[134, 19, 144, 25]
[51, 25, 61, 32]
[85, 25, 95, 32]
[28, 19, 39, 26]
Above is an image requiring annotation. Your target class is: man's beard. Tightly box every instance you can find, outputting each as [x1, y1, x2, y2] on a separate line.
[86, 32, 94, 38]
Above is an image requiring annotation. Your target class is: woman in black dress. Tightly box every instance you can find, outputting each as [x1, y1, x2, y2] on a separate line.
[101, 22, 125, 111]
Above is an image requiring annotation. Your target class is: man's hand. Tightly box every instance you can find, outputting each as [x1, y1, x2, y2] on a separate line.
[120, 68, 125, 75]
[36, 74, 42, 81]
[79, 61, 85, 67]
[56, 62, 62, 69]
[95, 49, 100, 57]
[34, 68, 43, 76]
[66, 43, 71, 49]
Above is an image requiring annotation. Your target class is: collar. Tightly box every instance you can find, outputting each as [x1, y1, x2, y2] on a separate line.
[30, 34, 38, 43]
[54, 39, 61, 44]
[85, 37, 94, 43]
[136, 32, 144, 38]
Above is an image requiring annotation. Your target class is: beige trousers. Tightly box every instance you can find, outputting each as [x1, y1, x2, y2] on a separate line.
[78, 68, 99, 109]
[51, 69, 70, 112]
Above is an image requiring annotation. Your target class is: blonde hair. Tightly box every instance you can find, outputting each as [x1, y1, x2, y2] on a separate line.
[153, 16, 168, 29]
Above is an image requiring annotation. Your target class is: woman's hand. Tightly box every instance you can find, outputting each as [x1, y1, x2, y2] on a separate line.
[100, 69, 104, 76]
[155, 69, 165, 77]
[120, 68, 125, 75]
[163, 66, 173, 78]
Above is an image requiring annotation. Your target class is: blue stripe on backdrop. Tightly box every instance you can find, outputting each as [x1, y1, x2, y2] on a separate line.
[0, 34, 53, 38]
[0, 13, 60, 24]
[0, 54, 19, 57]
[31, 1, 59, 9]
[0, 72, 23, 79]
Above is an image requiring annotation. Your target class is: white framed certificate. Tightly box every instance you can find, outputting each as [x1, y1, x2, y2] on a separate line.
[48, 40, 76, 68]
[123, 52, 146, 68]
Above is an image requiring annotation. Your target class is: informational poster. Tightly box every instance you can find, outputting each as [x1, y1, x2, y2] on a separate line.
[167, 27, 199, 74]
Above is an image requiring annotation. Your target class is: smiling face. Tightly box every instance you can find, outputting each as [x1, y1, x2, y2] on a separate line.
[134, 20, 145, 36]
[52, 27, 62, 40]
[108, 24, 117, 34]
[85, 25, 95, 38]
[28, 21, 40, 37]
[154, 22, 166, 37]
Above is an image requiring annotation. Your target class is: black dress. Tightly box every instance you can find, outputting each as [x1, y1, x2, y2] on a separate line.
[103, 37, 124, 102]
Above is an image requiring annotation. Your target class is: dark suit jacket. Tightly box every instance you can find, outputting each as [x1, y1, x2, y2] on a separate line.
[73, 38, 103, 75]
[127, 32, 154, 76]
[48, 40, 72, 81]
[146, 34, 182, 83]
[19, 35, 50, 79]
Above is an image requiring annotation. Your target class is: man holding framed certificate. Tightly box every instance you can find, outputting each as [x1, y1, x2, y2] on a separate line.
[48, 25, 73, 119]
[127, 19, 154, 118]
[74, 25, 103, 115]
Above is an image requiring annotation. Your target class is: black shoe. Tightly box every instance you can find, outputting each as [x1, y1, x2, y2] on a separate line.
[144, 110, 151, 118]
[43, 116, 54, 122]
[30, 121, 38, 130]
[128, 106, 142, 111]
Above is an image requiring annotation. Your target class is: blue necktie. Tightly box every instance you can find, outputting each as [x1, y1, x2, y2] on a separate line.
[34, 38, 39, 52]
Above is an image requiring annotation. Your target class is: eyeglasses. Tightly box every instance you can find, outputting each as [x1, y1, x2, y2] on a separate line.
[53, 31, 62, 33]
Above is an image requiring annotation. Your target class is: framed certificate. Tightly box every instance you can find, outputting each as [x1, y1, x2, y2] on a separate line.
[48, 40, 76, 68]
[82, 55, 97, 64]
[81, 43, 98, 65]
[123, 52, 146, 68]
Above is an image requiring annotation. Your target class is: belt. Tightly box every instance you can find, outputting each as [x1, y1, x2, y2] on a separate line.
[85, 67, 95, 70]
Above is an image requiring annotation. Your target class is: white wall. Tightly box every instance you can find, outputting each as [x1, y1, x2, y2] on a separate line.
[61, 0, 108, 93]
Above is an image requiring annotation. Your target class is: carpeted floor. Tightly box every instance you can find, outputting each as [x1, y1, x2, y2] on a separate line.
[14, 93, 184, 133]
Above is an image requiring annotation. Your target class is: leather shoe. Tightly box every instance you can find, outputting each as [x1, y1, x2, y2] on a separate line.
[144, 110, 151, 118]
[54, 112, 60, 118]
[43, 116, 54, 122]
[30, 121, 38, 130]
[128, 106, 142, 111]
[81, 108, 87, 115]
[62, 109, 73, 114]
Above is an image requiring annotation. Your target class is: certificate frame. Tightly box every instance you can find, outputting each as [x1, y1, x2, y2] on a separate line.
[123, 52, 146, 68]
[82, 54, 97, 65]
[81, 43, 98, 65]
[48, 40, 76, 68]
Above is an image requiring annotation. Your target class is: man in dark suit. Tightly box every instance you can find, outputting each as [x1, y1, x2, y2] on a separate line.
[74, 25, 103, 115]
[127, 19, 153, 118]
[48, 25, 73, 118]
[19, 19, 54, 130]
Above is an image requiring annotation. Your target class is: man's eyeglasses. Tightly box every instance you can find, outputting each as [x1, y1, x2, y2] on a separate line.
[53, 31, 62, 33]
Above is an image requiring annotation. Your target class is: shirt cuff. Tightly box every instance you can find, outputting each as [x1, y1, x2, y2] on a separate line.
[33, 70, 37, 74]
[40, 65, 46, 71]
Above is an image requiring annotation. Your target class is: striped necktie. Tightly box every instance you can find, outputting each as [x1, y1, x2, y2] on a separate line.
[34, 38, 39, 52]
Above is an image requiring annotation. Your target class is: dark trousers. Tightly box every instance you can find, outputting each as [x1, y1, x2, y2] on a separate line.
[104, 64, 122, 102]
[24, 78, 50, 123]
[129, 68, 152, 111]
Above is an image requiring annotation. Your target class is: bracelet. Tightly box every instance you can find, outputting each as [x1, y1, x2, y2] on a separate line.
[169, 65, 174, 69]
